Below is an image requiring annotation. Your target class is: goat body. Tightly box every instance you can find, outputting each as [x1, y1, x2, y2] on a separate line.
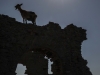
[27, 11, 37, 24]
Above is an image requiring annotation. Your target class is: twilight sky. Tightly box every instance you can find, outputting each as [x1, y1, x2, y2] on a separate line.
[0, 0, 100, 75]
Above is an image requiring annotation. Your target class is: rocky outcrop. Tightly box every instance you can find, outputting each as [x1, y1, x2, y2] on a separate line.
[0, 14, 92, 75]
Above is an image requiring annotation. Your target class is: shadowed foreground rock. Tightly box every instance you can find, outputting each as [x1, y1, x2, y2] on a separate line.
[0, 14, 92, 75]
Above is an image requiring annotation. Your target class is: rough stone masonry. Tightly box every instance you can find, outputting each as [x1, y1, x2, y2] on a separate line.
[0, 14, 92, 75]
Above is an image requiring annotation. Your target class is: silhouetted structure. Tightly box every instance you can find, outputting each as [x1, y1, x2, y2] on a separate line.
[0, 14, 92, 75]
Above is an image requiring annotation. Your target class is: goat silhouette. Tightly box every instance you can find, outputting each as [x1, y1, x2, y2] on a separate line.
[15, 3, 37, 25]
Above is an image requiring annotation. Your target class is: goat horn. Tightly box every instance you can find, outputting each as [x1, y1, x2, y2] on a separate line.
[20, 3, 23, 5]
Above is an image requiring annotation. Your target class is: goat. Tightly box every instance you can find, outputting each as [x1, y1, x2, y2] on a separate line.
[15, 3, 37, 25]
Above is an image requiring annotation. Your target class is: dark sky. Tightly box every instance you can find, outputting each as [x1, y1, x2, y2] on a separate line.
[0, 0, 100, 75]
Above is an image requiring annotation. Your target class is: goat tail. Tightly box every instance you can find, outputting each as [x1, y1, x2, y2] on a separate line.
[34, 12, 37, 18]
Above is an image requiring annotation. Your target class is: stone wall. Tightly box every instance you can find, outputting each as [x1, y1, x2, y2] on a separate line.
[0, 14, 92, 75]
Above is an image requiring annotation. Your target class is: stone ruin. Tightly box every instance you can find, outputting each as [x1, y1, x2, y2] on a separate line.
[0, 14, 92, 75]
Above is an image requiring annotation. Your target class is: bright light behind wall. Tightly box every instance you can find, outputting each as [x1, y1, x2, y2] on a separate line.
[15, 56, 53, 75]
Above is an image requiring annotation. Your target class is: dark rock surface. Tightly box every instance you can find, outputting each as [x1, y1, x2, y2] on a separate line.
[0, 14, 92, 75]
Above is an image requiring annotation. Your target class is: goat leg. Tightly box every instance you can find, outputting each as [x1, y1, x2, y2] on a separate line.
[23, 18, 24, 23]
[25, 19, 27, 24]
